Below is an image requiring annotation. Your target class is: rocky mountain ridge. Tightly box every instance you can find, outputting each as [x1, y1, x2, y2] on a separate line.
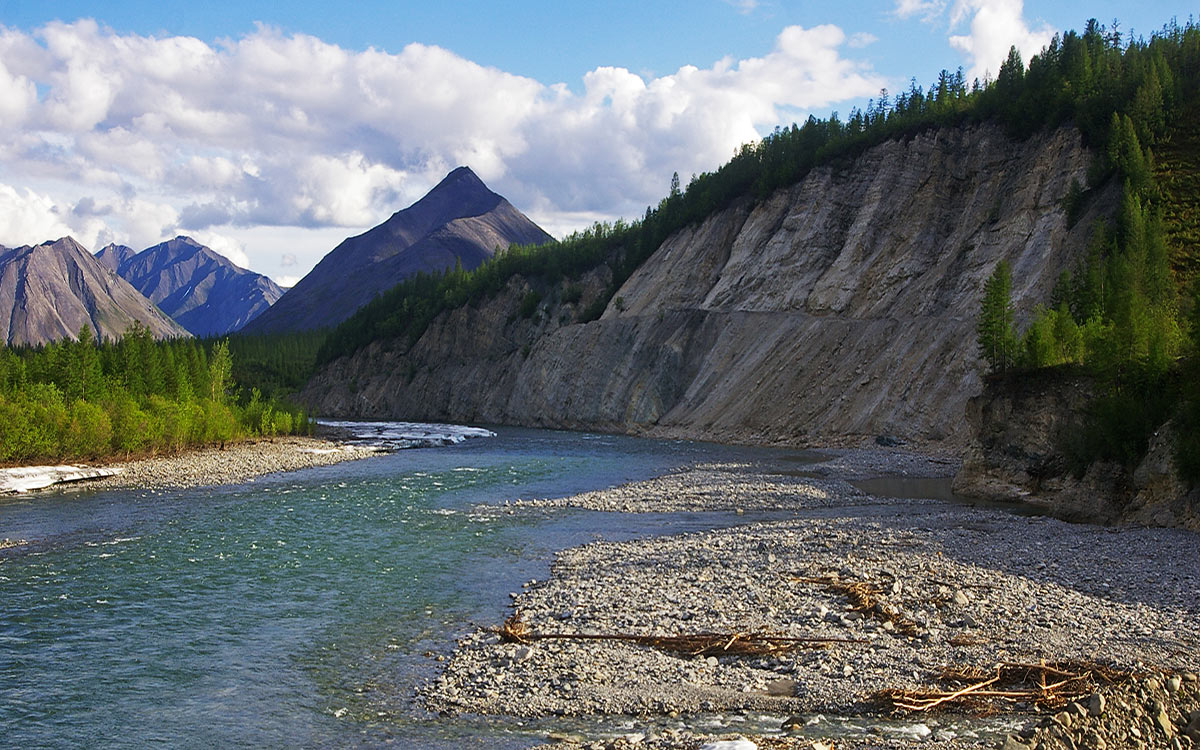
[111, 236, 283, 336]
[94, 243, 137, 273]
[245, 166, 554, 334]
[0, 237, 188, 344]
[302, 124, 1112, 445]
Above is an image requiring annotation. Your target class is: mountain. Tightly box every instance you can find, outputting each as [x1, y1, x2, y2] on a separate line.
[94, 243, 137, 273]
[114, 236, 284, 337]
[302, 124, 1110, 443]
[244, 166, 554, 333]
[0, 237, 188, 345]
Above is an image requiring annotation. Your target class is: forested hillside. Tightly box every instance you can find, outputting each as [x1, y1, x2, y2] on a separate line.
[0, 326, 309, 464]
[966, 20, 1200, 481]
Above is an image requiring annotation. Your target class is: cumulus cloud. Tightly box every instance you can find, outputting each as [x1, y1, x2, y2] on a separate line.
[947, 0, 1054, 81]
[0, 58, 37, 127]
[187, 229, 251, 268]
[0, 20, 885, 274]
[896, 0, 1054, 82]
[0, 184, 74, 247]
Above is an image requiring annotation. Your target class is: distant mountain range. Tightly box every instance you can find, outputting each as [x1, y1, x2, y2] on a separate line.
[1, 166, 546, 343]
[0, 237, 187, 345]
[244, 166, 554, 333]
[103, 236, 283, 337]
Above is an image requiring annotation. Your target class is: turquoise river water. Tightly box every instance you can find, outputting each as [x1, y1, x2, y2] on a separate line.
[1, 426, 818, 749]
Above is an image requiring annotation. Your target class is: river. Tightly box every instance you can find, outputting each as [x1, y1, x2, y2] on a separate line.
[0, 426, 801, 749]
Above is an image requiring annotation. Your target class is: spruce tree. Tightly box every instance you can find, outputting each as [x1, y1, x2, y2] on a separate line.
[978, 260, 1019, 373]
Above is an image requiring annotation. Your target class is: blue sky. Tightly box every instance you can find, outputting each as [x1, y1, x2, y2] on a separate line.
[0, 1, 1188, 283]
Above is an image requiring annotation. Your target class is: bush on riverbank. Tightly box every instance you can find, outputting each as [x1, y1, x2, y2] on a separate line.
[0, 326, 311, 464]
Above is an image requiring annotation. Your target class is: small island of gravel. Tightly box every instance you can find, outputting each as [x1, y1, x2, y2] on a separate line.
[426, 449, 1200, 750]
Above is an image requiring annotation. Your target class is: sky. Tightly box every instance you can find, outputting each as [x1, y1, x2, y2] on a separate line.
[0, 1, 1188, 286]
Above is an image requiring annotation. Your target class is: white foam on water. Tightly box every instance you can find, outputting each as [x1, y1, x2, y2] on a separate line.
[318, 420, 496, 450]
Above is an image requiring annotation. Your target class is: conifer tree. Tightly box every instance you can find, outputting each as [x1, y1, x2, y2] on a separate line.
[978, 260, 1019, 373]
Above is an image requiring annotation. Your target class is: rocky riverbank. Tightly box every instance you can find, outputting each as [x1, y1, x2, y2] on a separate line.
[426, 451, 1200, 749]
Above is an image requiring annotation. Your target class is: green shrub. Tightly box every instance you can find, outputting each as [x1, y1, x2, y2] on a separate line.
[66, 400, 113, 459]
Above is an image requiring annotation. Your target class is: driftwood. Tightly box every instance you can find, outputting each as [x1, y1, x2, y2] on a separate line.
[878, 660, 1140, 714]
[791, 574, 924, 637]
[495, 613, 864, 657]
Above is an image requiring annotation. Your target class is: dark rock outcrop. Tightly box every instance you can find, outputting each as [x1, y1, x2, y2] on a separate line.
[115, 236, 283, 337]
[0, 237, 188, 344]
[953, 370, 1200, 530]
[244, 166, 554, 333]
[303, 125, 1111, 446]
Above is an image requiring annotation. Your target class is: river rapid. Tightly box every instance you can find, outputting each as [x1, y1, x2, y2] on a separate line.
[0, 425, 796, 749]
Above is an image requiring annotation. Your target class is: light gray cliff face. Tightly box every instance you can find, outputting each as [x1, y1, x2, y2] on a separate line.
[304, 124, 1112, 444]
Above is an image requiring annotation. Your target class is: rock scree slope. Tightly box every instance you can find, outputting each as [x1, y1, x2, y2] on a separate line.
[0, 237, 188, 345]
[303, 125, 1112, 445]
[244, 166, 555, 334]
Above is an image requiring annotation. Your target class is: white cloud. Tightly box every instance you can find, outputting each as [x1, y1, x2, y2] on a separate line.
[0, 58, 37, 128]
[0, 20, 885, 277]
[897, 0, 1054, 82]
[186, 229, 251, 268]
[947, 1, 1054, 82]
[273, 274, 300, 288]
[0, 184, 74, 247]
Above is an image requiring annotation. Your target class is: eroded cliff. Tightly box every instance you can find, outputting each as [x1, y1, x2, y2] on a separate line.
[953, 371, 1200, 531]
[303, 124, 1112, 445]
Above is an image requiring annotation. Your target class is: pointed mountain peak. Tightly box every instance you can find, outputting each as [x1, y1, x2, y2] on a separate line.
[437, 165, 487, 191]
[142, 235, 231, 268]
[95, 242, 137, 272]
[243, 164, 553, 334]
[113, 235, 282, 336]
[45, 236, 87, 252]
[401, 166, 502, 224]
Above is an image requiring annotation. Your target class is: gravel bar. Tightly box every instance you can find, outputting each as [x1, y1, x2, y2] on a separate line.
[427, 450, 1200, 749]
[78, 436, 381, 493]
